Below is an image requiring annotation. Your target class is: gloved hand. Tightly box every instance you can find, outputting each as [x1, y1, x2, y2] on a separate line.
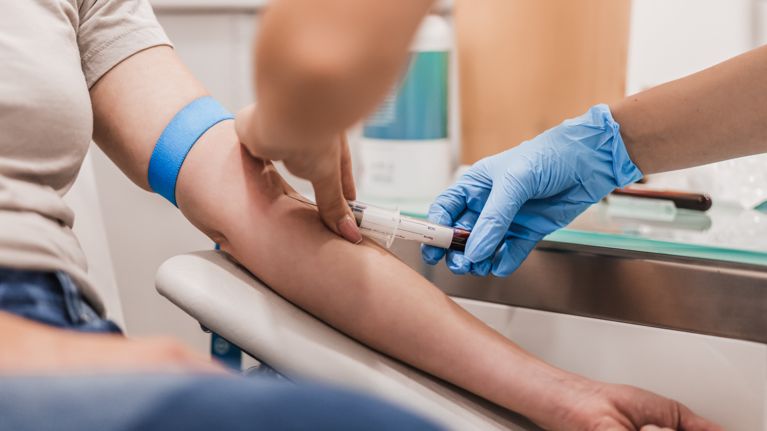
[422, 104, 643, 276]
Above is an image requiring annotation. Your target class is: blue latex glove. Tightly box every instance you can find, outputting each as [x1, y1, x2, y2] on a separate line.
[422, 104, 643, 277]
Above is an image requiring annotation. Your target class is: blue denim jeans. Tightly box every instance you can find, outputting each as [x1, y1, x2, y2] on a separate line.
[0, 269, 441, 431]
[0, 268, 121, 333]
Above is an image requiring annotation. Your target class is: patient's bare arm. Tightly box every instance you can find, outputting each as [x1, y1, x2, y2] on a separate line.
[174, 122, 714, 431]
[90, 46, 717, 431]
[178, 127, 564, 416]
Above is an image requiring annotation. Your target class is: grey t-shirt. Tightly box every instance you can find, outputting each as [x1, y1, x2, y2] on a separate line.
[0, 0, 170, 314]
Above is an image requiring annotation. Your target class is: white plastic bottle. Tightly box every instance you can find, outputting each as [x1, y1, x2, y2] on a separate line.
[358, 15, 453, 207]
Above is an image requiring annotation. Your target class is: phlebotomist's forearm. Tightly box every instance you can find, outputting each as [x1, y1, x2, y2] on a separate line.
[612, 44, 767, 174]
[242, 0, 434, 151]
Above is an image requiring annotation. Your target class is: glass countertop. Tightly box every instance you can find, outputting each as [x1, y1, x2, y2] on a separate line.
[548, 203, 767, 267]
[392, 199, 767, 268]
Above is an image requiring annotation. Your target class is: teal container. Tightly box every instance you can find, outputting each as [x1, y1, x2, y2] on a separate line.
[358, 14, 454, 204]
[363, 51, 448, 140]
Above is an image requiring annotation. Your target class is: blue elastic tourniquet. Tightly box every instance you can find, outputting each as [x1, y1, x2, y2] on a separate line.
[148, 96, 233, 206]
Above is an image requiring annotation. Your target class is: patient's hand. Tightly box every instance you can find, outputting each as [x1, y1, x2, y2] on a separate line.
[546, 378, 721, 431]
[0, 312, 226, 375]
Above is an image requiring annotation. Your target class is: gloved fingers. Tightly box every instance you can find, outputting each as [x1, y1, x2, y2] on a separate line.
[461, 207, 495, 276]
[464, 208, 502, 276]
[424, 185, 482, 265]
[423, 192, 463, 264]
[424, 210, 479, 266]
[446, 251, 471, 275]
[446, 251, 492, 277]
[454, 209, 479, 230]
[465, 178, 528, 264]
[429, 182, 489, 225]
[428, 188, 467, 226]
[463, 184, 492, 214]
[470, 258, 492, 277]
[491, 237, 538, 277]
[421, 245, 445, 265]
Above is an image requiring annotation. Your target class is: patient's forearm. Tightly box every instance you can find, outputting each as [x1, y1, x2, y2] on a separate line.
[175, 125, 586, 423]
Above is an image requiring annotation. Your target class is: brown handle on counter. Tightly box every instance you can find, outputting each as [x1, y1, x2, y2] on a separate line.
[612, 188, 713, 212]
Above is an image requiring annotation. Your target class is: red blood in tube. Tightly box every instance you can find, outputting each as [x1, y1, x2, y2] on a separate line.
[450, 228, 471, 252]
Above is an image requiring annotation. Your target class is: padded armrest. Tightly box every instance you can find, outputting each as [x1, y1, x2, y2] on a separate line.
[156, 251, 538, 431]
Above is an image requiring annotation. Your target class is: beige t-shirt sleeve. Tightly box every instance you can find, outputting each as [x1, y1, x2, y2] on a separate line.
[78, 0, 172, 88]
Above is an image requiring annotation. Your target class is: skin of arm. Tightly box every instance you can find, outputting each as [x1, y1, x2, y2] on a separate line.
[89, 46, 717, 431]
[612, 44, 767, 174]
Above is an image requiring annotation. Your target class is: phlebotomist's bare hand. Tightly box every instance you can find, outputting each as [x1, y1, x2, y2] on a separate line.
[235, 104, 362, 244]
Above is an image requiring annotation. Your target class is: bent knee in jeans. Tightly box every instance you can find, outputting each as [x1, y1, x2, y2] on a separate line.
[0, 374, 442, 431]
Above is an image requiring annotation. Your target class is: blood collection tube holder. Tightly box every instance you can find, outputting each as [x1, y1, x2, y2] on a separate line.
[351, 202, 401, 249]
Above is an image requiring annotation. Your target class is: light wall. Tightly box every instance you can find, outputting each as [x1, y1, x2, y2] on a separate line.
[87, 1, 762, 353]
[627, 0, 756, 94]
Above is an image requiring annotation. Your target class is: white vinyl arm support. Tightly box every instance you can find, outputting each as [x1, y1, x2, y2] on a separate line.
[155, 251, 538, 431]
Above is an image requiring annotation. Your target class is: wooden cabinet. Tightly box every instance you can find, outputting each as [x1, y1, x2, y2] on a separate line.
[454, 0, 631, 163]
